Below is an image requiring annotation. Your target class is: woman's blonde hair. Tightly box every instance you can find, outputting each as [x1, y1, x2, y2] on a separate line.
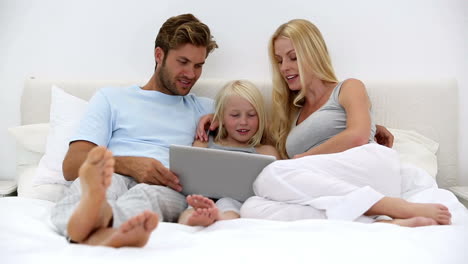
[214, 80, 267, 147]
[269, 19, 339, 158]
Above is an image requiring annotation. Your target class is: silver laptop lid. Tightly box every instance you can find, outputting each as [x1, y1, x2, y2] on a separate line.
[169, 144, 276, 202]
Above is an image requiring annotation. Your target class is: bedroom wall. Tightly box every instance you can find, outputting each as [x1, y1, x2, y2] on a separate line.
[1, 0, 467, 184]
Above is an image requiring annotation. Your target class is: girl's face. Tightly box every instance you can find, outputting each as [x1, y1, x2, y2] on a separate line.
[274, 36, 301, 91]
[222, 95, 259, 146]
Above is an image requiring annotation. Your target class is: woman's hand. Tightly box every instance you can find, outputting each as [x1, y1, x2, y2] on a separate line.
[375, 124, 394, 148]
[196, 114, 218, 142]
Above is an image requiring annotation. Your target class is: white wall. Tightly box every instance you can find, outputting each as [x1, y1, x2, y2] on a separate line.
[1, 0, 467, 184]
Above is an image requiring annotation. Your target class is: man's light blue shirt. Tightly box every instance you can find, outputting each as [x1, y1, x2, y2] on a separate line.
[71, 85, 214, 167]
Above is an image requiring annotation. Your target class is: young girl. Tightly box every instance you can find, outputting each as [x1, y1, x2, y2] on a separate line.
[178, 80, 280, 227]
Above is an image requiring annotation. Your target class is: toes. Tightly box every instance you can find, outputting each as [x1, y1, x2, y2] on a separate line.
[87, 146, 107, 164]
[143, 211, 159, 231]
[188, 195, 213, 209]
[192, 209, 202, 217]
[103, 149, 113, 161]
[436, 216, 450, 225]
[120, 220, 132, 233]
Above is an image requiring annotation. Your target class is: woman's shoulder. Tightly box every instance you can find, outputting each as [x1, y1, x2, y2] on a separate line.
[338, 78, 368, 97]
[338, 78, 371, 107]
[341, 78, 365, 89]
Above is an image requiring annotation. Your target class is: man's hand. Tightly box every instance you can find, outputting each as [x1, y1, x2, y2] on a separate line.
[114, 156, 182, 192]
[375, 124, 394, 148]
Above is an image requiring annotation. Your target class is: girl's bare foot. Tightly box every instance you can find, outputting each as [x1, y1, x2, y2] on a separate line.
[67, 146, 115, 242]
[85, 210, 159, 248]
[379, 216, 438, 227]
[186, 195, 220, 227]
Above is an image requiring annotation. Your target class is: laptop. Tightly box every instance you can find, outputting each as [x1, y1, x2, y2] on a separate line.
[169, 144, 277, 202]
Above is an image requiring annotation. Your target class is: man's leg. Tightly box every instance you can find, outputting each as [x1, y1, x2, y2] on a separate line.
[83, 210, 159, 247]
[66, 147, 114, 242]
[50, 148, 133, 240]
[110, 183, 187, 228]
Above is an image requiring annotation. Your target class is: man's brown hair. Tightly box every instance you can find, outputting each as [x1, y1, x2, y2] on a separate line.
[155, 13, 218, 66]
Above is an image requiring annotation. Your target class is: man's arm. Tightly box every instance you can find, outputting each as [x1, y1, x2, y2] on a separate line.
[62, 140, 97, 181]
[63, 140, 182, 191]
[375, 124, 394, 148]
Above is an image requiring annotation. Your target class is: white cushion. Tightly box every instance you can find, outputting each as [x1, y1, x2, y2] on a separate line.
[389, 128, 439, 179]
[18, 167, 67, 202]
[8, 123, 49, 154]
[33, 85, 88, 186]
[8, 123, 50, 185]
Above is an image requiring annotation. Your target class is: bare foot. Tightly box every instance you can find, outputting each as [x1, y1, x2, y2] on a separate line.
[67, 146, 115, 242]
[84, 210, 159, 248]
[369, 198, 452, 225]
[186, 195, 220, 227]
[187, 194, 215, 209]
[404, 203, 452, 225]
[380, 216, 438, 227]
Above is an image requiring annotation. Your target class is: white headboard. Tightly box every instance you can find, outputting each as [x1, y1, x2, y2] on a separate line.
[22, 77, 458, 188]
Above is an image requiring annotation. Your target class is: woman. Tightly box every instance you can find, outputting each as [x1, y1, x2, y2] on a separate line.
[199, 19, 451, 227]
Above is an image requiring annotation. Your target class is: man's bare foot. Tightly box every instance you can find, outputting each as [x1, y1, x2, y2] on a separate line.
[404, 203, 452, 225]
[380, 216, 438, 227]
[185, 195, 220, 227]
[67, 146, 115, 242]
[85, 210, 159, 248]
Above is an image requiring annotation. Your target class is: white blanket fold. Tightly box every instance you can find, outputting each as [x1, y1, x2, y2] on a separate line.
[242, 144, 448, 222]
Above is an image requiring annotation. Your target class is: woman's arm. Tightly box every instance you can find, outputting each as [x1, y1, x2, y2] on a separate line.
[195, 114, 217, 142]
[192, 139, 209, 148]
[294, 79, 372, 158]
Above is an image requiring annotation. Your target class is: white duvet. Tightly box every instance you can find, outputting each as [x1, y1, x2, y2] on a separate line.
[2, 146, 468, 264]
[1, 190, 468, 264]
[243, 144, 466, 224]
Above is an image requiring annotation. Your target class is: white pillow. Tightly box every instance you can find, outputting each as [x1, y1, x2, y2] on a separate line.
[389, 128, 439, 178]
[8, 123, 49, 154]
[33, 85, 88, 186]
[18, 167, 67, 202]
[8, 123, 50, 191]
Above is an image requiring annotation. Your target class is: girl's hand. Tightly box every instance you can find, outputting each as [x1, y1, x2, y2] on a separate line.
[196, 114, 218, 142]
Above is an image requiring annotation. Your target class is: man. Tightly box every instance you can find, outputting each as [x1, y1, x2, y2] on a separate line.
[50, 13, 218, 248]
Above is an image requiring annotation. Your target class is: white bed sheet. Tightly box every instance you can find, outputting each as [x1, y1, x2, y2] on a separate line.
[2, 194, 467, 264]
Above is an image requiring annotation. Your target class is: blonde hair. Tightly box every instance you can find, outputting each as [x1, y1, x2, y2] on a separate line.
[269, 19, 339, 158]
[213, 80, 267, 147]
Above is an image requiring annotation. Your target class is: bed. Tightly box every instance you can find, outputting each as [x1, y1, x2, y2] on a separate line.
[3, 77, 468, 264]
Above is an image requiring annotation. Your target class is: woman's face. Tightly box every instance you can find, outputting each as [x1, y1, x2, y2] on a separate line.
[222, 95, 259, 146]
[274, 37, 301, 91]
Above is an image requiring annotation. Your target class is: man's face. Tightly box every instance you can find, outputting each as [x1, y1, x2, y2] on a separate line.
[156, 44, 207, 96]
